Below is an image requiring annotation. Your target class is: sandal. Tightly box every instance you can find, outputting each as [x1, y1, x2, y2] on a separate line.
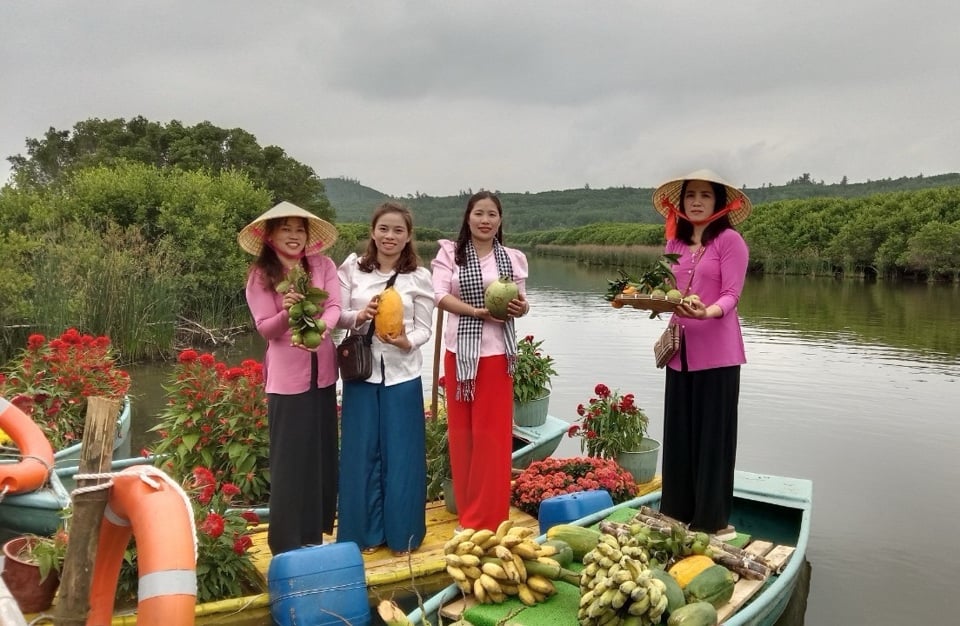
[392, 549, 413, 557]
[361, 545, 382, 555]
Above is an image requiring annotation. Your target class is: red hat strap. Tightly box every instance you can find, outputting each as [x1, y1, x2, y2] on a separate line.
[660, 195, 743, 240]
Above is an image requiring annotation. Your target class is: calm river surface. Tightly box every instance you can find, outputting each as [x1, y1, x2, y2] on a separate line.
[127, 256, 960, 625]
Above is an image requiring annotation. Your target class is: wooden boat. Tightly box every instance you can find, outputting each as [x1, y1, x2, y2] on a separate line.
[407, 471, 812, 626]
[0, 396, 133, 535]
[52, 475, 663, 625]
[511, 414, 568, 469]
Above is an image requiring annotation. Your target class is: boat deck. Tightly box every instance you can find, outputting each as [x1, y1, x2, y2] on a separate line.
[249, 476, 664, 603]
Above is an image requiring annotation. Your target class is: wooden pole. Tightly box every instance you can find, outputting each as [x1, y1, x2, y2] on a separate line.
[430, 309, 445, 418]
[54, 397, 119, 626]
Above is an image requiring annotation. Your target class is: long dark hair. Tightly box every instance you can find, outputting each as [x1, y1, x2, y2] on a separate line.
[358, 202, 422, 273]
[675, 180, 733, 246]
[252, 216, 311, 289]
[454, 191, 504, 266]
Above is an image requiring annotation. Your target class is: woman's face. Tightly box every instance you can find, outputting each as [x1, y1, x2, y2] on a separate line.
[468, 198, 502, 243]
[682, 180, 717, 223]
[267, 217, 308, 259]
[372, 211, 410, 259]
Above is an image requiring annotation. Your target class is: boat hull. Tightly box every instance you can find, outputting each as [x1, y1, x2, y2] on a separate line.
[407, 470, 812, 626]
[0, 396, 134, 535]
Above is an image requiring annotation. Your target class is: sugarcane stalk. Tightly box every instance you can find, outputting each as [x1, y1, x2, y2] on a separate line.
[632, 507, 772, 580]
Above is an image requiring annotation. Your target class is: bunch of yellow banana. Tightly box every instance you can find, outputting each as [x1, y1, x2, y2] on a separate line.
[578, 532, 670, 625]
[442, 519, 567, 606]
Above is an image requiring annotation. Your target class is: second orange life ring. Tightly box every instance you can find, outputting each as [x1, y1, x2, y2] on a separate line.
[86, 465, 197, 626]
[0, 396, 55, 495]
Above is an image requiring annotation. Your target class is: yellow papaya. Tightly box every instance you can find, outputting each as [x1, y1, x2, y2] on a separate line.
[374, 286, 404, 340]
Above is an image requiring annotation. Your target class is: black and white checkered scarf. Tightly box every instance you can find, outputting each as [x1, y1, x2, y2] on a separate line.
[456, 239, 517, 401]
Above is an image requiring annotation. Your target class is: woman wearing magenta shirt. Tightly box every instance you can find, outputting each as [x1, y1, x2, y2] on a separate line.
[651, 170, 752, 537]
[432, 191, 530, 532]
[239, 201, 342, 555]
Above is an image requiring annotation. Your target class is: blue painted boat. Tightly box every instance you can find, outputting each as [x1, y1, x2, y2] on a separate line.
[511, 414, 568, 470]
[407, 470, 812, 626]
[0, 396, 135, 534]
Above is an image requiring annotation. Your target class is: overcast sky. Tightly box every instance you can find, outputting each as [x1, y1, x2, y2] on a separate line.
[2, 1, 957, 197]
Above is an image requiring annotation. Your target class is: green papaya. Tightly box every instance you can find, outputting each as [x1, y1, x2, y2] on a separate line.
[666, 601, 718, 626]
[651, 568, 686, 614]
[684, 564, 735, 608]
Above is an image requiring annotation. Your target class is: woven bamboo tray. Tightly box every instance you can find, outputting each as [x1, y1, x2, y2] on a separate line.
[614, 293, 683, 313]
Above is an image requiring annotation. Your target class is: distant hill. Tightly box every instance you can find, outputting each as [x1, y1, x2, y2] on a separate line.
[322, 173, 960, 233]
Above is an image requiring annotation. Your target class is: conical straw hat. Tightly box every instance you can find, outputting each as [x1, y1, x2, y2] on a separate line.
[652, 169, 752, 225]
[238, 201, 338, 256]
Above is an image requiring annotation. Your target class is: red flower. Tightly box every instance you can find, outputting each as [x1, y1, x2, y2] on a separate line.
[221, 483, 241, 497]
[199, 353, 216, 367]
[192, 467, 216, 487]
[232, 535, 253, 555]
[178, 350, 199, 363]
[240, 510, 261, 525]
[27, 334, 46, 350]
[201, 512, 225, 538]
[594, 383, 610, 398]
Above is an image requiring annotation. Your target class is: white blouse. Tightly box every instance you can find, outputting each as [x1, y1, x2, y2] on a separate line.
[336, 253, 435, 386]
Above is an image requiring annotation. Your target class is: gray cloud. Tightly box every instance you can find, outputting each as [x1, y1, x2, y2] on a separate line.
[1, 1, 957, 197]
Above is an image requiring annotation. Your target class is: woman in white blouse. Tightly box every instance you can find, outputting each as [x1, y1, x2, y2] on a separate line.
[336, 202, 435, 555]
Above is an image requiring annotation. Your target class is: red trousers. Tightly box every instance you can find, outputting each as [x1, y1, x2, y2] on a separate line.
[443, 350, 513, 531]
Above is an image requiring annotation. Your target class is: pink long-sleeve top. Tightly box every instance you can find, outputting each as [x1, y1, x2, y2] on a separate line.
[665, 228, 749, 371]
[245, 254, 342, 394]
[431, 239, 528, 356]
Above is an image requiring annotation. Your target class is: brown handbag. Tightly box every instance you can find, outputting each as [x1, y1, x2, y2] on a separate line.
[653, 245, 703, 368]
[653, 323, 682, 368]
[336, 270, 398, 382]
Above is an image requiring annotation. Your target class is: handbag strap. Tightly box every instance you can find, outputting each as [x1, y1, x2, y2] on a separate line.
[363, 270, 400, 345]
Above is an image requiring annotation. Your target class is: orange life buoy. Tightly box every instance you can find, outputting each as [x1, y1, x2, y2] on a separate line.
[0, 396, 55, 494]
[86, 465, 197, 626]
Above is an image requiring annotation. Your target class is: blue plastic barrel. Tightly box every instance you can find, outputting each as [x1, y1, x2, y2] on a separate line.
[268, 542, 370, 626]
[538, 489, 613, 534]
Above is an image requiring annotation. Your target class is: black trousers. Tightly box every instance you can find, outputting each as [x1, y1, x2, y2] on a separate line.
[659, 364, 740, 533]
[267, 355, 339, 555]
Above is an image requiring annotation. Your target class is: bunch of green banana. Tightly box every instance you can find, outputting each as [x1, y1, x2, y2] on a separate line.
[442, 519, 577, 606]
[578, 531, 670, 625]
[598, 520, 712, 570]
[277, 265, 329, 348]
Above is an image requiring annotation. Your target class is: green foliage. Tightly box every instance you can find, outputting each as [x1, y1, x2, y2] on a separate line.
[150, 350, 270, 505]
[568, 383, 649, 459]
[10, 116, 332, 220]
[425, 403, 451, 503]
[512, 335, 557, 404]
[17, 530, 69, 583]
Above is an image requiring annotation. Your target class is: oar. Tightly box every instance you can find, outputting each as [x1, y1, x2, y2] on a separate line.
[430, 308, 444, 418]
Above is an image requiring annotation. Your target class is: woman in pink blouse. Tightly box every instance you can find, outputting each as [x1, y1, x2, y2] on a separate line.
[239, 201, 341, 555]
[432, 191, 530, 532]
[652, 170, 752, 539]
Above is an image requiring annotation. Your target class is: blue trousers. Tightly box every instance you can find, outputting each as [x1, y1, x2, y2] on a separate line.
[336, 376, 427, 552]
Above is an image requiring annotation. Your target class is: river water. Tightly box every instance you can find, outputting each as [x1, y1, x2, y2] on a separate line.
[126, 256, 960, 625]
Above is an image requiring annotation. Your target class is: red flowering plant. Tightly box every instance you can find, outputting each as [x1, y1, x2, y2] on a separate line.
[149, 350, 269, 505]
[115, 467, 264, 604]
[567, 383, 649, 459]
[0, 329, 130, 449]
[510, 456, 637, 517]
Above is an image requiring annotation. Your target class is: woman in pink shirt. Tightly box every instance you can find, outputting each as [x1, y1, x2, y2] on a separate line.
[239, 201, 341, 555]
[651, 170, 752, 538]
[432, 191, 530, 532]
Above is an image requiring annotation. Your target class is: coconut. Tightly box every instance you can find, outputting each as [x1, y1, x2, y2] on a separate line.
[483, 277, 519, 321]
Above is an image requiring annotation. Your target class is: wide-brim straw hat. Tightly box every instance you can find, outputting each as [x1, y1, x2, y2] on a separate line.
[652, 169, 752, 225]
[238, 201, 338, 256]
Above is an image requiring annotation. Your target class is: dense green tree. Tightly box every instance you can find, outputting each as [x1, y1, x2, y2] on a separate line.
[8, 116, 333, 219]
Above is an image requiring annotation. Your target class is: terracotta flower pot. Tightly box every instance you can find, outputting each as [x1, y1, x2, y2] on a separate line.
[1, 536, 61, 613]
